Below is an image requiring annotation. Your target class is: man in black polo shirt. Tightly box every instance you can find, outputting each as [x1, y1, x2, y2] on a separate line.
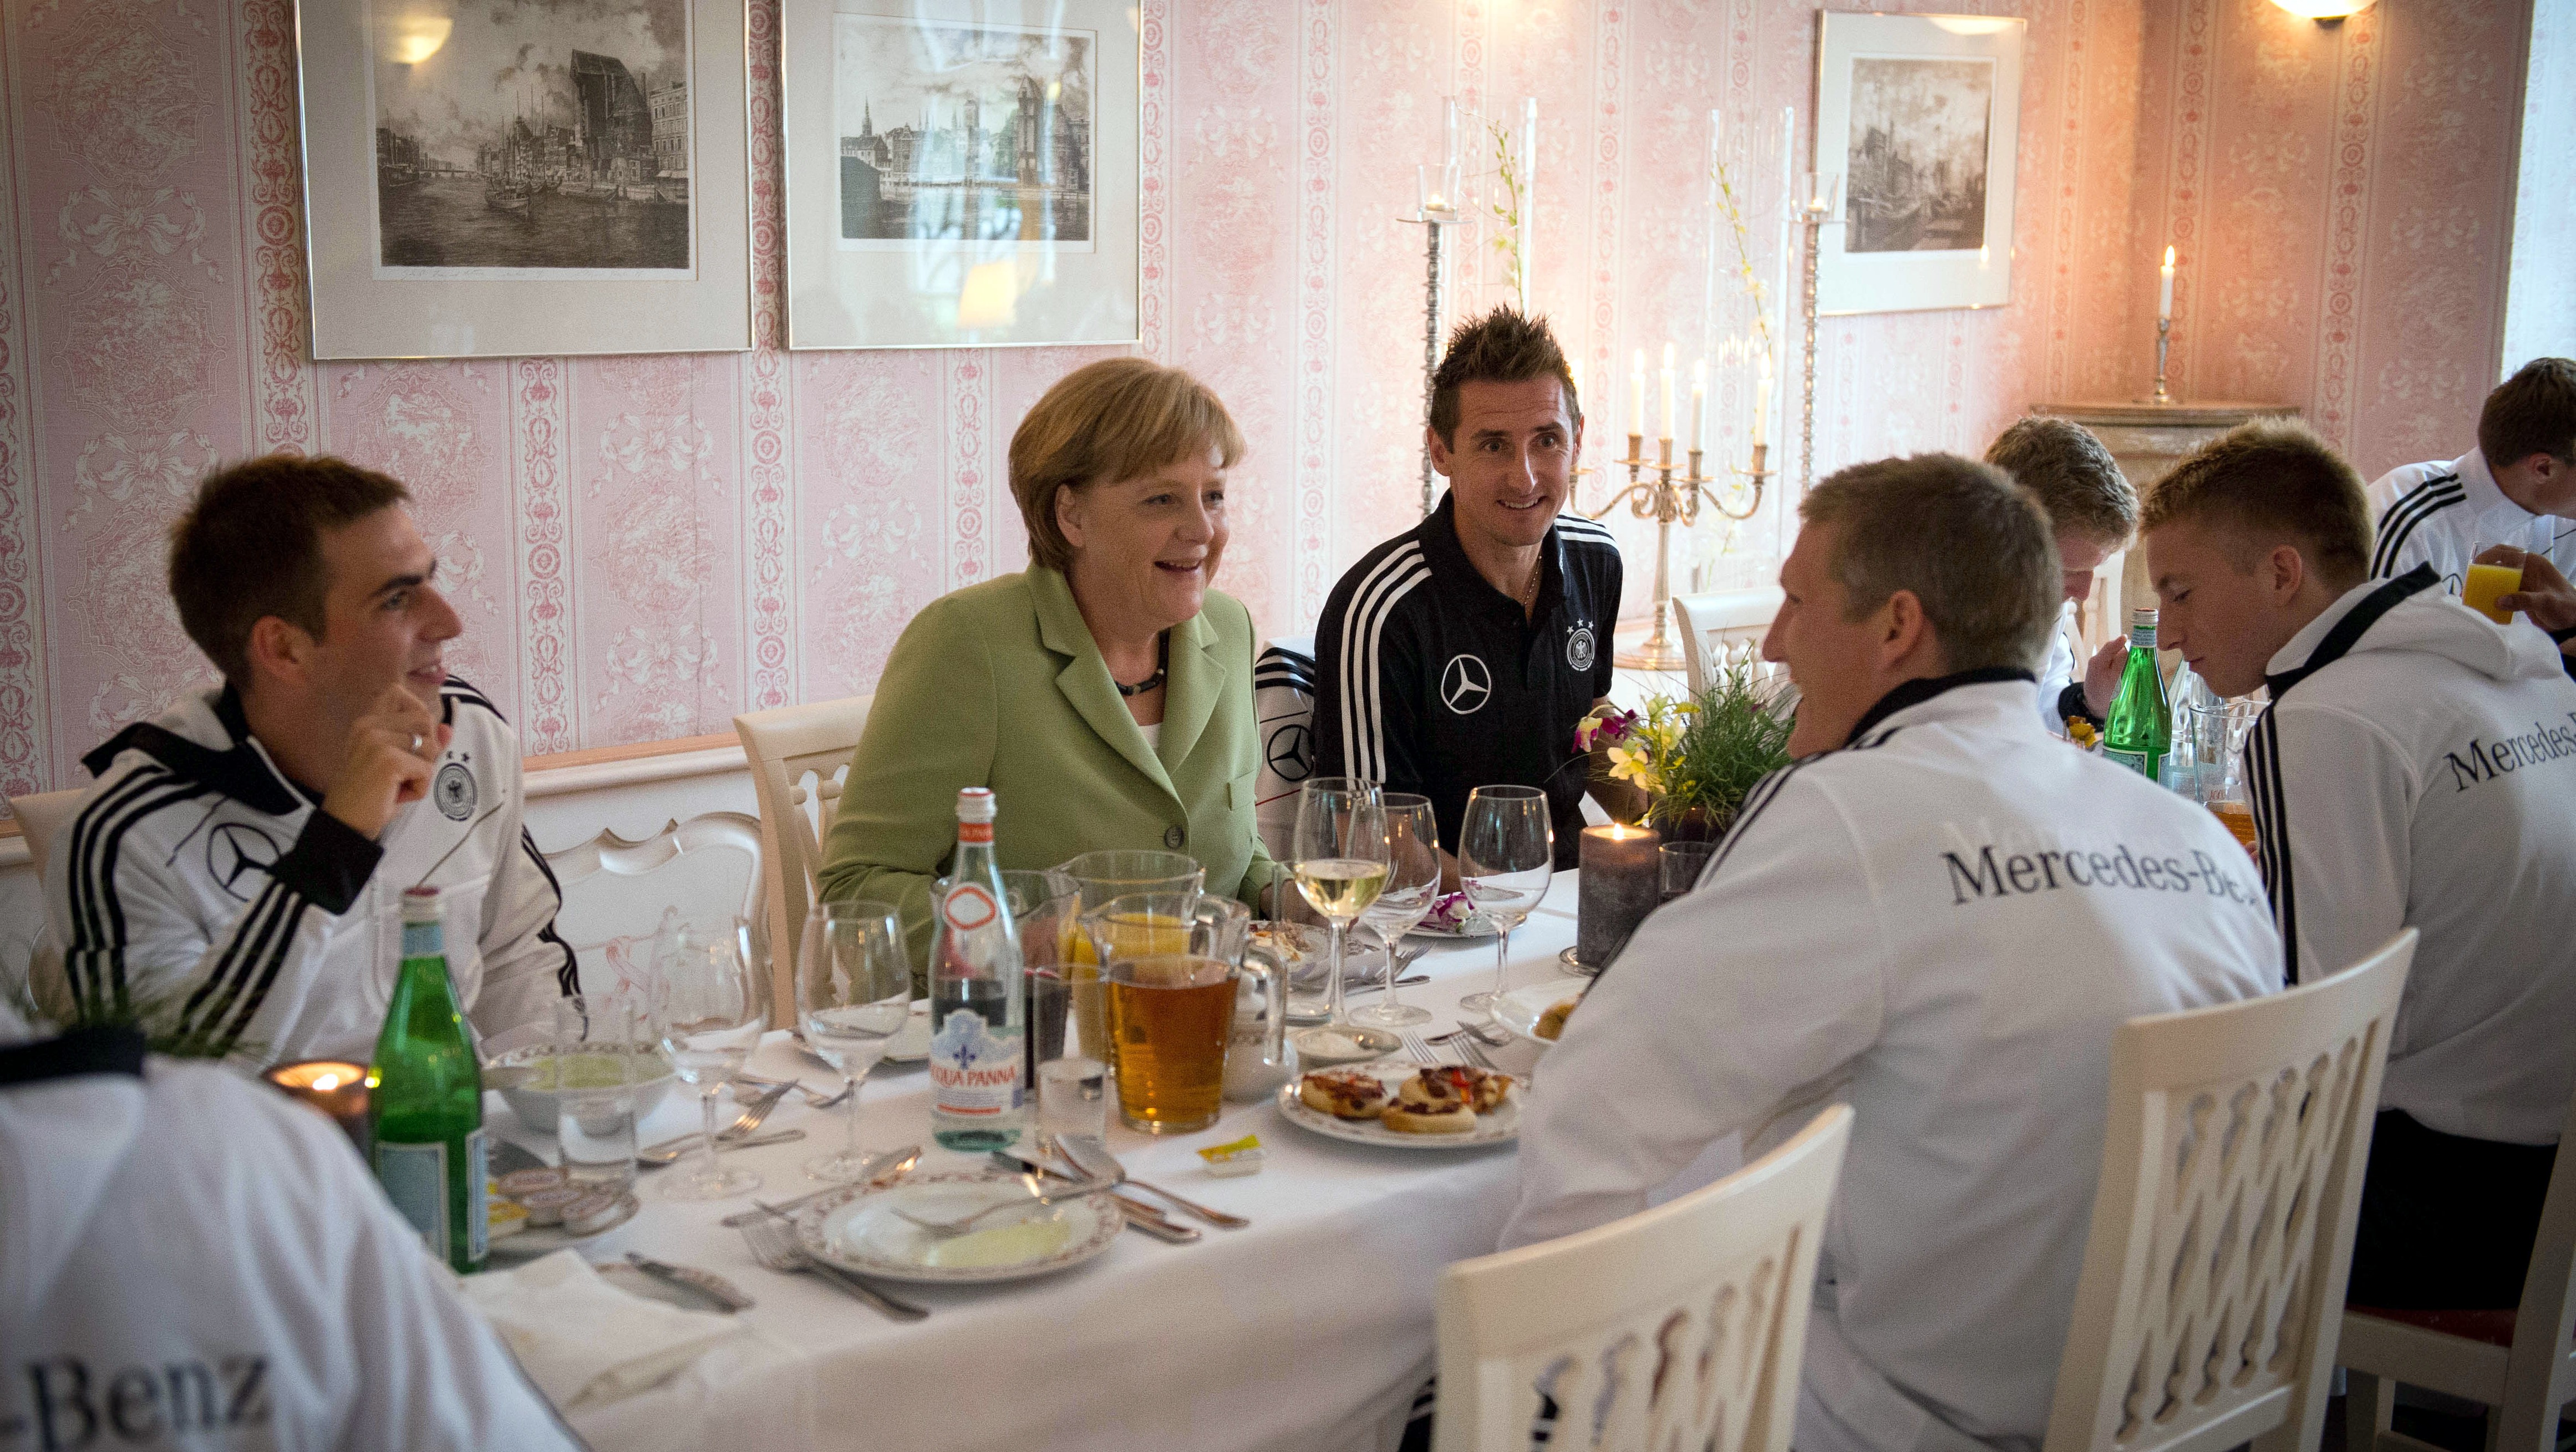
[1313, 308, 1619, 869]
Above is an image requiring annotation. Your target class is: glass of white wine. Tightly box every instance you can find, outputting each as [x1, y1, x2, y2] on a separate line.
[1457, 784, 1554, 1019]
[1292, 777, 1389, 1027]
[1350, 793, 1439, 1028]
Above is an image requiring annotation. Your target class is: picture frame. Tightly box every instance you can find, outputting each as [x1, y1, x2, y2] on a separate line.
[779, 0, 1140, 351]
[1813, 12, 2025, 317]
[297, 0, 751, 359]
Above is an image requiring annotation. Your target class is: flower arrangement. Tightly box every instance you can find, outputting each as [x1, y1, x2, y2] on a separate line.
[1573, 659, 1793, 837]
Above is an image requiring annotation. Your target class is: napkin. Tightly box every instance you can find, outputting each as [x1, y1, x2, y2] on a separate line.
[461, 1250, 751, 1412]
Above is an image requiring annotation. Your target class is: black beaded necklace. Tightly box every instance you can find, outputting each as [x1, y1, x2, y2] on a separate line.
[1114, 630, 1170, 698]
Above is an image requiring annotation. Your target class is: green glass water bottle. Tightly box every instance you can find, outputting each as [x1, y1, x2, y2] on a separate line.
[369, 886, 487, 1273]
[2102, 607, 2172, 783]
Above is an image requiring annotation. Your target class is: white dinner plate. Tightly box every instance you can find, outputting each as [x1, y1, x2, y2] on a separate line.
[1490, 978, 1590, 1048]
[880, 1001, 933, 1064]
[796, 1172, 1123, 1285]
[1274, 1062, 1521, 1150]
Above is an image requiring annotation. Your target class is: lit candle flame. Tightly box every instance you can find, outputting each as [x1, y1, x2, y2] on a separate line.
[312, 1073, 341, 1092]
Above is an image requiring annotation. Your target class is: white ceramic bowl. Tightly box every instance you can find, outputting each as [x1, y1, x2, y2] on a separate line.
[486, 1042, 676, 1129]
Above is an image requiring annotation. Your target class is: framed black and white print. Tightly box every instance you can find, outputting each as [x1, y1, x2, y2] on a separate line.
[1815, 13, 2025, 316]
[780, 0, 1140, 349]
[297, 0, 751, 358]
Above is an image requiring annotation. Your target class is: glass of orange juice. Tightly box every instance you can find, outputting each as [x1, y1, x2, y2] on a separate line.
[2462, 561, 2522, 625]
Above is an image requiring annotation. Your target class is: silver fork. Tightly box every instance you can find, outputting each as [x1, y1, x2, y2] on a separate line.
[636, 1081, 792, 1160]
[733, 1072, 846, 1109]
[737, 1212, 928, 1321]
[1454, 1029, 1526, 1088]
[889, 1179, 1114, 1240]
[1399, 1030, 1442, 1065]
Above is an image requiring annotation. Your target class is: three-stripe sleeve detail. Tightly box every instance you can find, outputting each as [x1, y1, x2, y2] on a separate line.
[2370, 475, 2463, 578]
[1335, 544, 1430, 785]
[65, 770, 211, 1019]
[2244, 705, 2299, 983]
[519, 827, 582, 996]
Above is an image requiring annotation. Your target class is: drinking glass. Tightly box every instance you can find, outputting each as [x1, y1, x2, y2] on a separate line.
[1101, 954, 1286, 1134]
[551, 993, 651, 1194]
[1350, 794, 1439, 1028]
[999, 869, 1083, 1103]
[1037, 1056, 1109, 1143]
[1659, 840, 1718, 902]
[1456, 785, 1554, 1017]
[1292, 778, 1390, 1027]
[796, 900, 911, 1184]
[653, 917, 767, 1200]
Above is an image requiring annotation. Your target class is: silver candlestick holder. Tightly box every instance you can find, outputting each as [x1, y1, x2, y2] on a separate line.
[2151, 316, 2173, 404]
[1586, 433, 1767, 671]
[1401, 204, 1467, 518]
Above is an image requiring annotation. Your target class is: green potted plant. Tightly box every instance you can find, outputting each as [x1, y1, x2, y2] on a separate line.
[1574, 659, 1793, 840]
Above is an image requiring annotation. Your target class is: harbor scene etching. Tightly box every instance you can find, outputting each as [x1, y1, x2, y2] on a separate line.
[371, 0, 692, 272]
[1844, 57, 1992, 254]
[836, 17, 1094, 249]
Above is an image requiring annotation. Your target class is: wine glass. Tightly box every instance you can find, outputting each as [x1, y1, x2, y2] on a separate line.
[1350, 794, 1439, 1028]
[1456, 785, 1554, 1018]
[1292, 777, 1389, 1027]
[654, 916, 768, 1201]
[796, 900, 911, 1184]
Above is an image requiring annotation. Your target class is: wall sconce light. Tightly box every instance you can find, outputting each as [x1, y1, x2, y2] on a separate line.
[2269, 0, 2378, 27]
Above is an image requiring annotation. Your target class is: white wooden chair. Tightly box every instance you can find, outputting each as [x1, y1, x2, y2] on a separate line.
[541, 811, 765, 1013]
[2339, 1086, 2576, 1452]
[733, 695, 872, 1007]
[1672, 587, 1785, 697]
[2043, 930, 2416, 1452]
[1432, 1104, 1853, 1452]
[7, 788, 90, 888]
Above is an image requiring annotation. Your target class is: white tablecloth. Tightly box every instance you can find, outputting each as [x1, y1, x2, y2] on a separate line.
[496, 876, 1610, 1452]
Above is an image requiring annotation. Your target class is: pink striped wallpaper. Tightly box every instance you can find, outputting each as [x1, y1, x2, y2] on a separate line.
[0, 0, 2532, 799]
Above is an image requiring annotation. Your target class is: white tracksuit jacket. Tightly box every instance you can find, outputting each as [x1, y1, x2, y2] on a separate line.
[2364, 448, 2576, 588]
[1503, 675, 2282, 1452]
[2242, 565, 2576, 1145]
[36, 680, 576, 1066]
[2034, 605, 2084, 737]
[0, 1003, 583, 1450]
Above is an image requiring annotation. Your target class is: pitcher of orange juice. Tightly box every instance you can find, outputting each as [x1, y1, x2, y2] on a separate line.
[1057, 852, 1202, 1060]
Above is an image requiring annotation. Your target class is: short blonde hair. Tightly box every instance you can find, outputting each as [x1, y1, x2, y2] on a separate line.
[1801, 454, 2061, 674]
[1009, 358, 1246, 573]
[2140, 420, 2370, 590]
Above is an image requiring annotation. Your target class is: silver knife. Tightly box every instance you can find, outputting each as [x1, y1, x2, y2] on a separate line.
[623, 1252, 755, 1312]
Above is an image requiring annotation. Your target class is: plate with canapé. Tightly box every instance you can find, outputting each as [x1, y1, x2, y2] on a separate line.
[1274, 1061, 1521, 1150]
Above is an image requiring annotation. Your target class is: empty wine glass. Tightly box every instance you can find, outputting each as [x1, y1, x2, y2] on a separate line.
[1350, 794, 1439, 1028]
[1292, 778, 1389, 1027]
[796, 900, 911, 1184]
[1457, 785, 1554, 1018]
[654, 916, 767, 1201]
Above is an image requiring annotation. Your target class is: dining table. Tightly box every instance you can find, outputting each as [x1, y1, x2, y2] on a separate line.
[485, 870, 1736, 1452]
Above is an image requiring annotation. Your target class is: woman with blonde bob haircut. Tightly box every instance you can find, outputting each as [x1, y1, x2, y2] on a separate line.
[819, 357, 1277, 971]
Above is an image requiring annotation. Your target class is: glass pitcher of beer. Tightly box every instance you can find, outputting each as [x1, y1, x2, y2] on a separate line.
[1083, 892, 1288, 1134]
[1056, 851, 1202, 1061]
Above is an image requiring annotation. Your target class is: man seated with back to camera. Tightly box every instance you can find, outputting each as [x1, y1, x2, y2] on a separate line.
[2142, 419, 2576, 1310]
[1309, 307, 1620, 873]
[33, 455, 576, 1065]
[1506, 454, 2280, 1452]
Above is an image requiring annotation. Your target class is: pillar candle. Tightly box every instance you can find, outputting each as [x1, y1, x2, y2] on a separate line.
[1578, 822, 1663, 968]
[2159, 245, 2176, 323]
[263, 1059, 372, 1158]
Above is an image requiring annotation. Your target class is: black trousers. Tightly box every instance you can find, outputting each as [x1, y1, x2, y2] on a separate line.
[2346, 1109, 2559, 1310]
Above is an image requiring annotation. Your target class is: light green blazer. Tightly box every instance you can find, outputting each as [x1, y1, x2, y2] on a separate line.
[816, 567, 1278, 976]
